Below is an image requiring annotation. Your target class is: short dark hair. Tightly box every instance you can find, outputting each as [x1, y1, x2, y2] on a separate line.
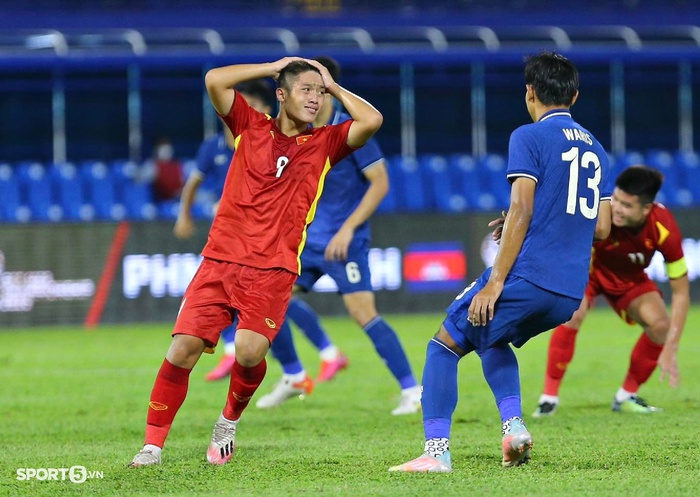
[235, 79, 274, 108]
[314, 55, 341, 82]
[524, 51, 579, 106]
[616, 165, 664, 204]
[278, 60, 321, 92]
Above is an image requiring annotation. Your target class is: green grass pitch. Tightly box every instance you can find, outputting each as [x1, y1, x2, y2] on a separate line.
[1, 306, 699, 496]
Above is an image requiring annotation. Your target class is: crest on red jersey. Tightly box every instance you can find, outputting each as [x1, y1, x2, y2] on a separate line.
[296, 135, 311, 145]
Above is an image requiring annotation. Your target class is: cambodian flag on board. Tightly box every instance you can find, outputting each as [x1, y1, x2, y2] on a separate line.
[403, 242, 467, 293]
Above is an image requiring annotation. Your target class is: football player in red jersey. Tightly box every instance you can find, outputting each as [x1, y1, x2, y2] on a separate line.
[533, 165, 690, 417]
[130, 57, 382, 467]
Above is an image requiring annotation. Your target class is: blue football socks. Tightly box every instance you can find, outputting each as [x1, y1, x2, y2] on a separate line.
[478, 344, 522, 422]
[422, 337, 461, 440]
[364, 316, 416, 389]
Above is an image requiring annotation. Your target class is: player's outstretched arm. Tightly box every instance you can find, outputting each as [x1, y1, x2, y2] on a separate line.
[659, 273, 690, 387]
[205, 58, 300, 116]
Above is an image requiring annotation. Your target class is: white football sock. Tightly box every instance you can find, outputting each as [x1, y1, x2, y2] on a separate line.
[143, 444, 162, 455]
[319, 345, 339, 361]
[615, 388, 635, 403]
[284, 371, 307, 384]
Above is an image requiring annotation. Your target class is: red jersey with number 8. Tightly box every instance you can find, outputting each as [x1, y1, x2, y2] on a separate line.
[202, 91, 354, 274]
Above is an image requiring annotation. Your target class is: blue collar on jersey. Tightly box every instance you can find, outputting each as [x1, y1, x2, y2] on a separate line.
[538, 109, 572, 122]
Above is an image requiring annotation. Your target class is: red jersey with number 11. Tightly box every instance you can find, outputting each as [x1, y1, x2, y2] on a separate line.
[202, 91, 355, 274]
[591, 203, 686, 290]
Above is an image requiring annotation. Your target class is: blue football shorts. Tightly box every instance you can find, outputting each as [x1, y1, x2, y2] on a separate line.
[296, 238, 373, 295]
[443, 267, 581, 354]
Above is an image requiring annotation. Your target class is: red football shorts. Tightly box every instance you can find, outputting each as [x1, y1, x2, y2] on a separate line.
[585, 269, 660, 325]
[173, 257, 297, 347]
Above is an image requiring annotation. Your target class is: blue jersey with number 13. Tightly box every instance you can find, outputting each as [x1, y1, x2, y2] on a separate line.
[505, 109, 611, 299]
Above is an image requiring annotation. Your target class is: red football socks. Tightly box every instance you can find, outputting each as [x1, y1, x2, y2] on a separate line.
[622, 333, 663, 392]
[223, 358, 267, 421]
[543, 325, 579, 396]
[144, 359, 191, 448]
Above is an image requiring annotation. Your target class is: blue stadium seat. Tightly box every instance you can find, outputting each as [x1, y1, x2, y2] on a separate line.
[110, 159, 140, 204]
[420, 154, 455, 212]
[675, 150, 700, 204]
[192, 201, 214, 220]
[81, 161, 120, 220]
[420, 155, 467, 212]
[123, 180, 157, 221]
[157, 199, 179, 220]
[606, 151, 623, 184]
[395, 155, 428, 212]
[616, 150, 645, 169]
[48, 162, 92, 221]
[17, 162, 61, 222]
[477, 153, 510, 210]
[645, 149, 683, 206]
[448, 154, 479, 210]
[0, 163, 27, 223]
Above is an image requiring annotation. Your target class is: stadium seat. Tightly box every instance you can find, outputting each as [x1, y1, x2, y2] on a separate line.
[17, 162, 62, 222]
[81, 161, 119, 220]
[157, 199, 179, 220]
[612, 150, 645, 190]
[48, 162, 92, 221]
[477, 153, 510, 210]
[605, 151, 622, 183]
[0, 163, 26, 223]
[418, 154, 451, 212]
[645, 149, 683, 206]
[390, 155, 428, 212]
[123, 180, 157, 221]
[420, 154, 458, 212]
[396, 155, 428, 212]
[448, 154, 479, 210]
[110, 159, 140, 202]
[192, 201, 214, 220]
[675, 150, 700, 204]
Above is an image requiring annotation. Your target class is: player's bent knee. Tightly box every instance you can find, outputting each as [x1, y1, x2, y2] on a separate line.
[234, 329, 270, 367]
[435, 326, 465, 356]
[166, 334, 207, 368]
[646, 316, 671, 344]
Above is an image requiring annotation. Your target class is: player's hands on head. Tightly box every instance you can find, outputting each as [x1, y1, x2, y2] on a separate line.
[270, 57, 304, 80]
[304, 58, 337, 91]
